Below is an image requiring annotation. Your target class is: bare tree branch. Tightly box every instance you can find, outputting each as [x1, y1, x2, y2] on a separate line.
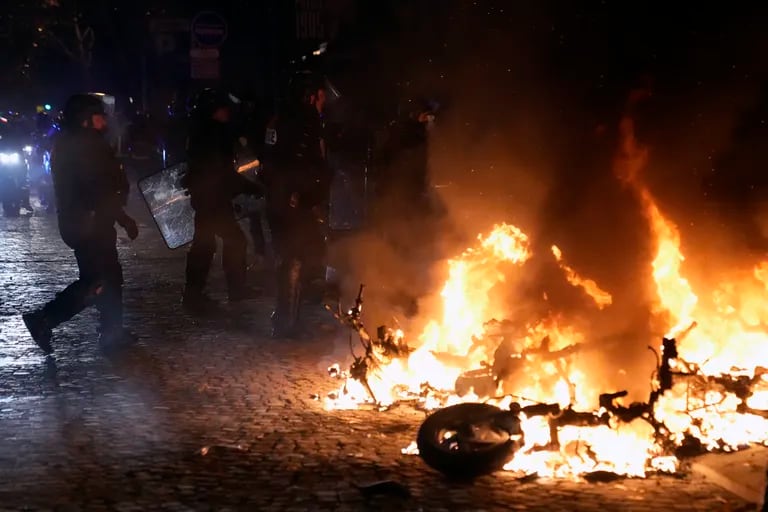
[44, 29, 77, 61]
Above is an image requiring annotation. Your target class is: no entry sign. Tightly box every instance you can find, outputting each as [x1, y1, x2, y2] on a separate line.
[191, 11, 228, 48]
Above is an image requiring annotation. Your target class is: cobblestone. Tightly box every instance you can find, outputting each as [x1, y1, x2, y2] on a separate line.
[0, 194, 757, 511]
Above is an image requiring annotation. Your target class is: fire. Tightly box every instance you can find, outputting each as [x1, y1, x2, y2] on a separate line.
[615, 99, 768, 453]
[325, 90, 768, 480]
[551, 245, 613, 309]
[325, 223, 532, 408]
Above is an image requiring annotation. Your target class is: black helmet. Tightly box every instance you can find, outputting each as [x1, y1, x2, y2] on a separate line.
[62, 94, 106, 130]
[190, 88, 231, 120]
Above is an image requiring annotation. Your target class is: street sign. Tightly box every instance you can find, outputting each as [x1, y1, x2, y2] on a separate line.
[191, 11, 228, 48]
[189, 48, 220, 59]
[295, 0, 325, 40]
[190, 54, 220, 80]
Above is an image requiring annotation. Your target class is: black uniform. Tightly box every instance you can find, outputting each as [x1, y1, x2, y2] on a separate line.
[183, 116, 262, 304]
[22, 94, 137, 354]
[376, 114, 430, 216]
[263, 105, 331, 337]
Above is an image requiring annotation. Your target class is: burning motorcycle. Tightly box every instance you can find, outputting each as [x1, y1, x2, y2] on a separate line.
[328, 289, 768, 479]
[418, 331, 768, 479]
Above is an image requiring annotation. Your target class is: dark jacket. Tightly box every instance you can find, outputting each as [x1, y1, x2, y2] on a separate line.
[263, 106, 330, 217]
[50, 128, 128, 246]
[184, 120, 260, 212]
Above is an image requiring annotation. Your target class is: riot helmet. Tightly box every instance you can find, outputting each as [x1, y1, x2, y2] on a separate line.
[61, 94, 106, 131]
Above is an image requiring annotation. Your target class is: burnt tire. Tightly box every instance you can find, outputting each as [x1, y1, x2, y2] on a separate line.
[416, 403, 517, 479]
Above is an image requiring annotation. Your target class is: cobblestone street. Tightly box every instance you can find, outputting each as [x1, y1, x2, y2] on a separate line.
[0, 195, 756, 511]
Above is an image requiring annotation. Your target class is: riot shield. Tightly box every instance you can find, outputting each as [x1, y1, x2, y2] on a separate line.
[138, 162, 195, 249]
[328, 153, 367, 231]
[138, 159, 267, 250]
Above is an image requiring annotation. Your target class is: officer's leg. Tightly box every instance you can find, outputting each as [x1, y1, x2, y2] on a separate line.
[45, 241, 103, 323]
[302, 220, 327, 303]
[272, 228, 303, 338]
[184, 210, 216, 296]
[92, 228, 125, 338]
[24, 241, 103, 353]
[248, 211, 266, 259]
[218, 212, 250, 301]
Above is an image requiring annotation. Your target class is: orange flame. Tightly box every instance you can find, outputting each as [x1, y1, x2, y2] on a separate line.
[551, 245, 613, 309]
[326, 89, 768, 478]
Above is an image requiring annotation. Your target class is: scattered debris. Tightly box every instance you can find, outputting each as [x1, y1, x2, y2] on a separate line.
[325, 284, 415, 405]
[516, 472, 540, 483]
[583, 471, 625, 483]
[354, 480, 411, 500]
[199, 444, 249, 456]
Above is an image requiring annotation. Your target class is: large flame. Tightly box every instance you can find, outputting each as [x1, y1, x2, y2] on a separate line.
[551, 245, 613, 309]
[325, 91, 768, 479]
[616, 96, 768, 451]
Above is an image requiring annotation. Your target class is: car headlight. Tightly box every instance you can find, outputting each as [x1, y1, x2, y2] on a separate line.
[23, 145, 33, 155]
[0, 152, 21, 166]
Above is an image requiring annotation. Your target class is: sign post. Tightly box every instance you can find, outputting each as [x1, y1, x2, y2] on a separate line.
[189, 11, 227, 81]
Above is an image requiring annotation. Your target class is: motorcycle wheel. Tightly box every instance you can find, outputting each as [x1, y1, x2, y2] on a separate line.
[416, 403, 519, 479]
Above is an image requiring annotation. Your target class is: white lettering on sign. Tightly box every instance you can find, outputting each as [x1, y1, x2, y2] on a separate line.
[295, 0, 325, 40]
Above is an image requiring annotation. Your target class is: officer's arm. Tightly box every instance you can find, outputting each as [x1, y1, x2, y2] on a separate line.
[230, 169, 264, 197]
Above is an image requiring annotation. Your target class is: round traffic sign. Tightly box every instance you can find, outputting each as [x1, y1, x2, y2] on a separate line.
[191, 11, 228, 48]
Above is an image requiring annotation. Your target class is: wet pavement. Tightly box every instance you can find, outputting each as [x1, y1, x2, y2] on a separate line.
[0, 193, 760, 511]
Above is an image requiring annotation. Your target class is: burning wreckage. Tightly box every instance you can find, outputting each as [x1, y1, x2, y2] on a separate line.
[326, 203, 768, 479]
[320, 112, 768, 484]
[327, 285, 767, 481]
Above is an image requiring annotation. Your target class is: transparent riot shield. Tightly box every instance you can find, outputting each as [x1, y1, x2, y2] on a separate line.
[328, 153, 367, 231]
[138, 162, 195, 249]
[138, 159, 266, 250]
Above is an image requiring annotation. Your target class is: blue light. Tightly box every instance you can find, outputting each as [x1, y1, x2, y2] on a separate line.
[44, 104, 52, 111]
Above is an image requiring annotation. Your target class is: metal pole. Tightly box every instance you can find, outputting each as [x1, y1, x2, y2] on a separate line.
[141, 54, 148, 112]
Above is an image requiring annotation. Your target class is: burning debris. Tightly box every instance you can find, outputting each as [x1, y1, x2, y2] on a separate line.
[321, 223, 768, 479]
[326, 288, 767, 480]
[321, 97, 768, 483]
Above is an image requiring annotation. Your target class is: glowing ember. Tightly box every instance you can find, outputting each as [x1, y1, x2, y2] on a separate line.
[325, 91, 768, 480]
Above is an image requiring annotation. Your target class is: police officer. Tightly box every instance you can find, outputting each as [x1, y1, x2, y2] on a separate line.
[22, 94, 139, 353]
[181, 89, 263, 313]
[263, 83, 331, 337]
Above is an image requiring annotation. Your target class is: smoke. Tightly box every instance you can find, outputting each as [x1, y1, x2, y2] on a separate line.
[329, 1, 768, 396]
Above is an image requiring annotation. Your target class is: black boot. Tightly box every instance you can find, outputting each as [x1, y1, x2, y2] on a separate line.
[22, 310, 53, 355]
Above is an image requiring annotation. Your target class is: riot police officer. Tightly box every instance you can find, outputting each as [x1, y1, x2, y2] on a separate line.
[22, 93, 139, 353]
[181, 89, 263, 313]
[263, 83, 331, 338]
